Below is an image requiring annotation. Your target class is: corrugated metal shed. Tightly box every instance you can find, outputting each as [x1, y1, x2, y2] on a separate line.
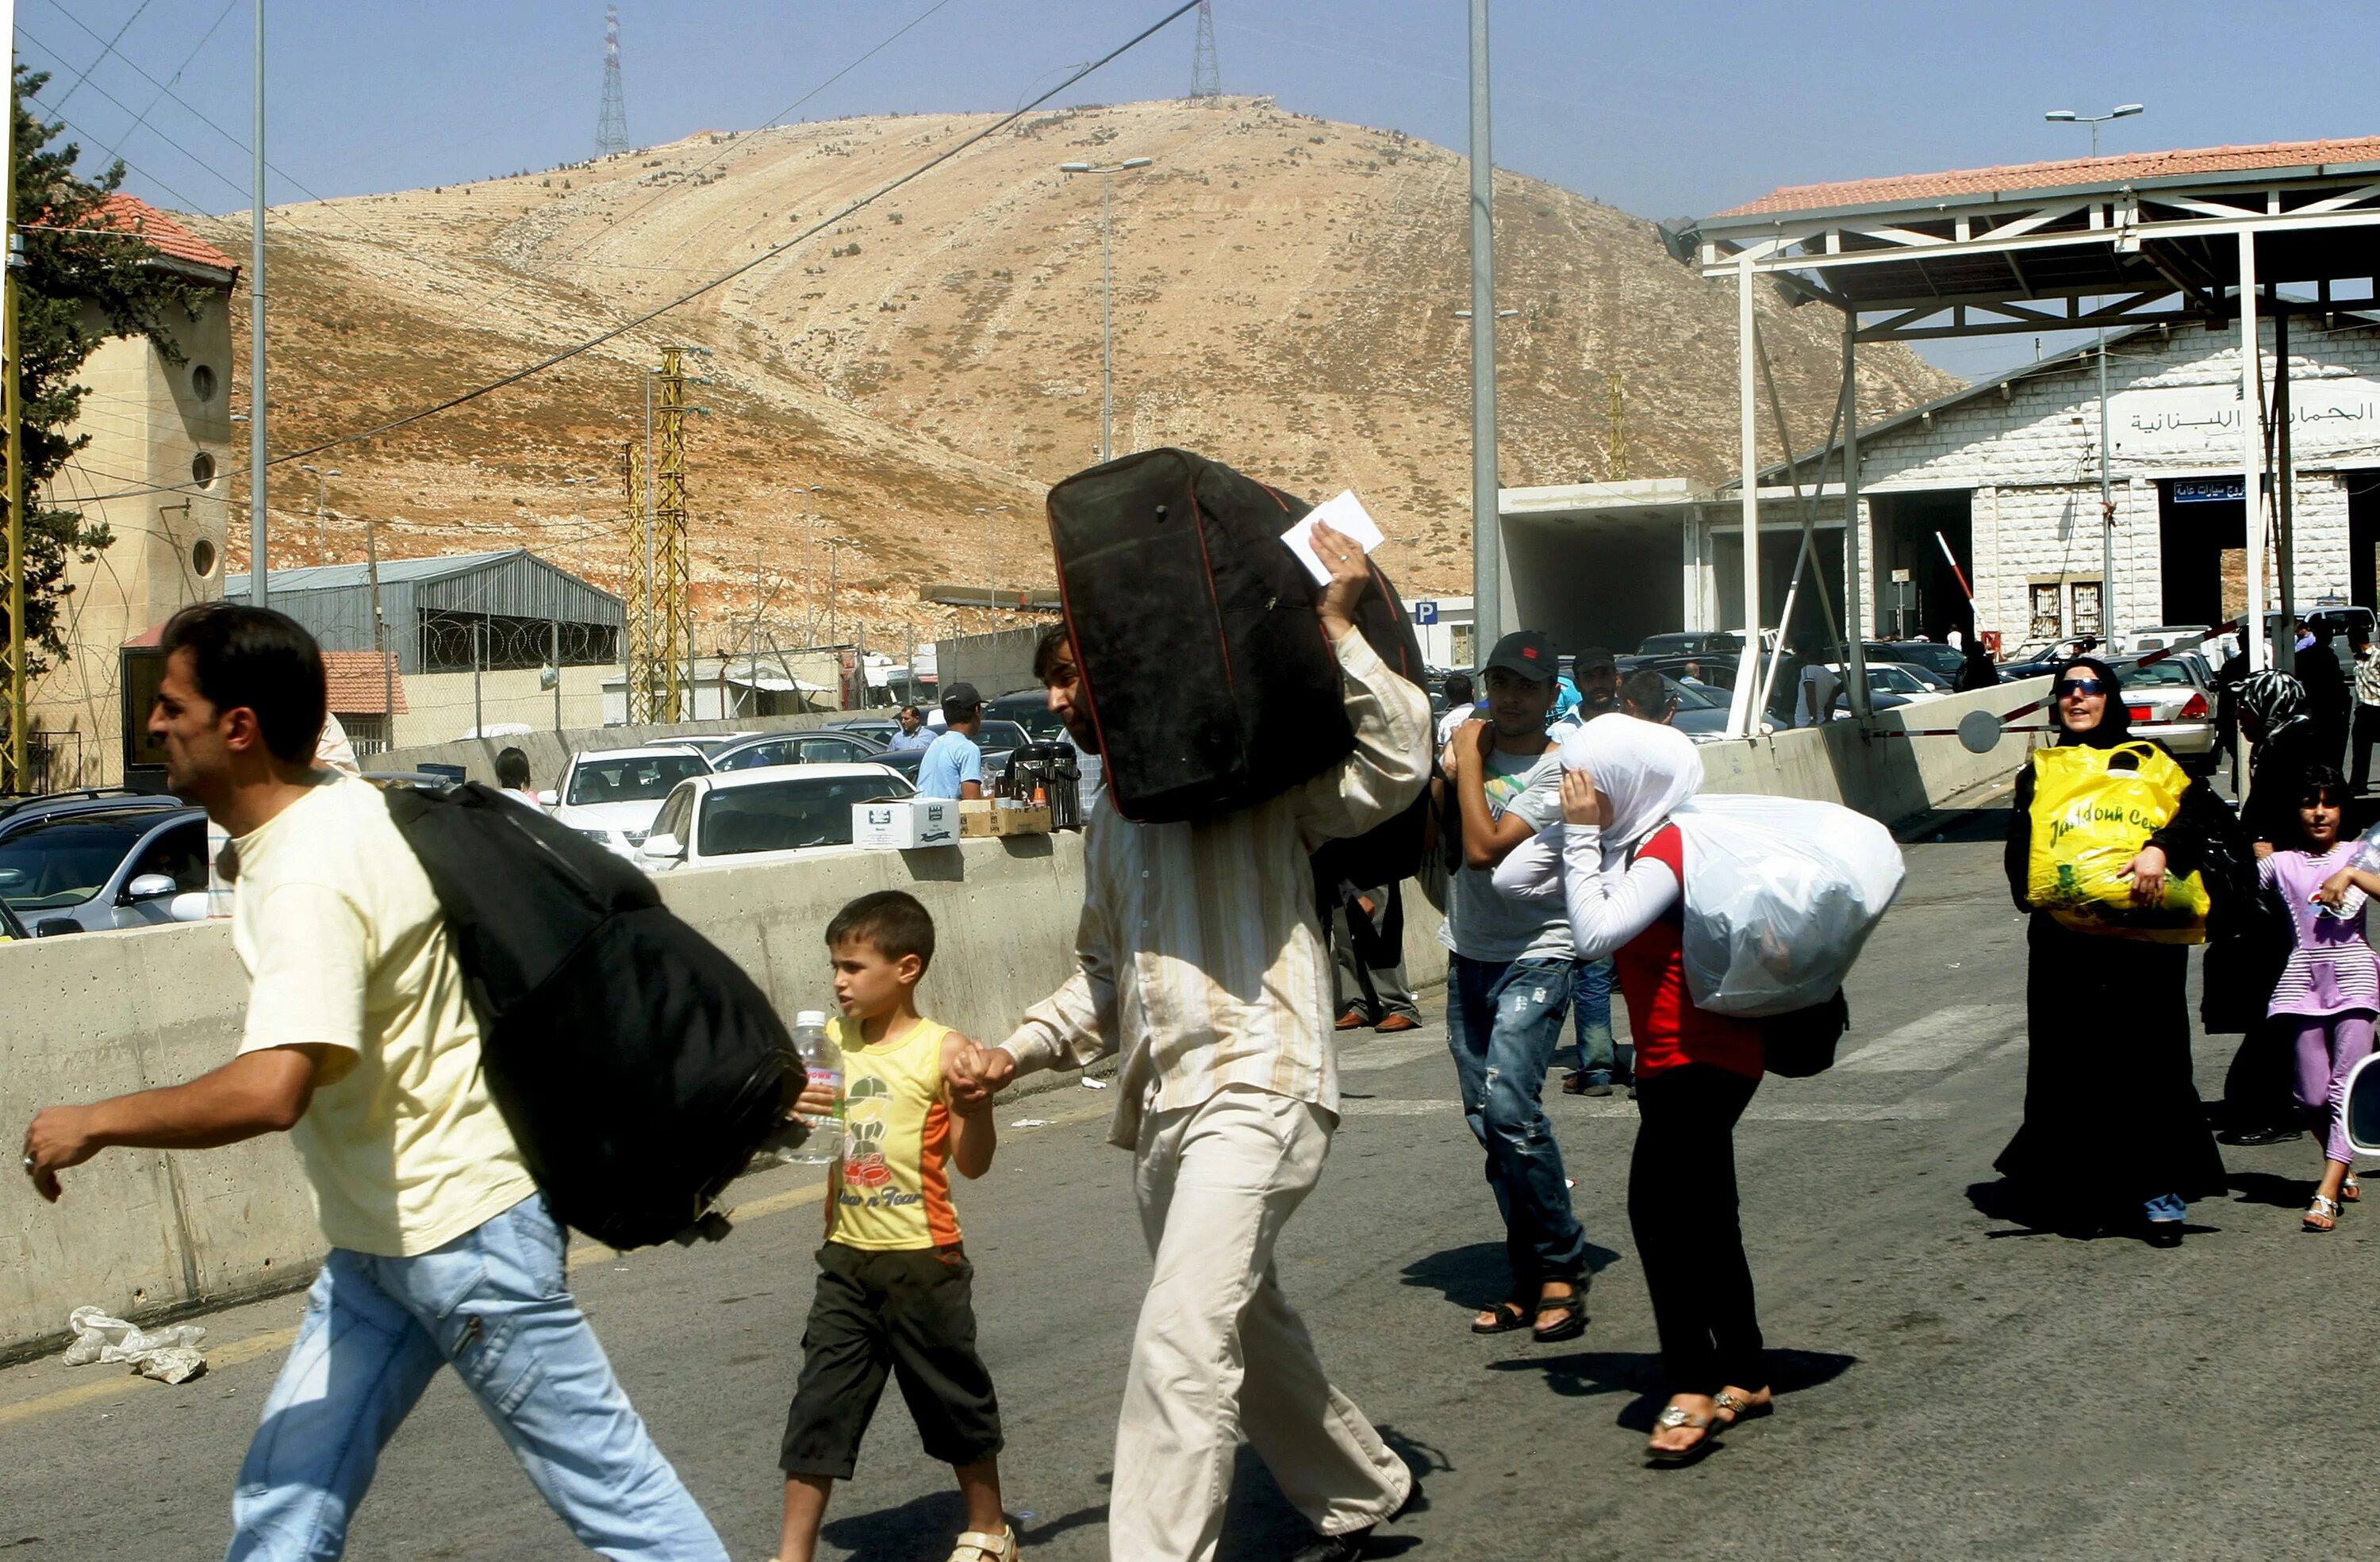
[225, 549, 624, 674]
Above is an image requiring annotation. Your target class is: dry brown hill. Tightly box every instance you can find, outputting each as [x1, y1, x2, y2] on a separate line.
[197, 97, 1956, 651]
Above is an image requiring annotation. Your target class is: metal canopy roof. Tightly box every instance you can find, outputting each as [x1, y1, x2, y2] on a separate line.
[1674, 138, 2380, 343]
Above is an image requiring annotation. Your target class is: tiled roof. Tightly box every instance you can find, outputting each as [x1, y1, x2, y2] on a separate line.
[74, 194, 240, 277]
[1715, 137, 2380, 219]
[322, 652, 408, 716]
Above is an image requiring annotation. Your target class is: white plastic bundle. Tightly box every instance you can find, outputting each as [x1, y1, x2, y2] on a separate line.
[1669, 793, 1907, 1016]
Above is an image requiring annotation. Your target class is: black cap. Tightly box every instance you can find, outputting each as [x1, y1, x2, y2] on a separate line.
[941, 681, 982, 716]
[1572, 645, 1617, 673]
[1483, 631, 1557, 681]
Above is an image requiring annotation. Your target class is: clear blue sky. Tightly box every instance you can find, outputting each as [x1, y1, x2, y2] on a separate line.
[25, 0, 2376, 382]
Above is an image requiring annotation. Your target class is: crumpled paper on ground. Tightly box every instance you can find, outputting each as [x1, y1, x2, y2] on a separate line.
[61, 1306, 208, 1384]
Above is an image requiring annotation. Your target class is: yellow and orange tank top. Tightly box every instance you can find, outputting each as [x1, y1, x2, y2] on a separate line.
[826, 1015, 961, 1250]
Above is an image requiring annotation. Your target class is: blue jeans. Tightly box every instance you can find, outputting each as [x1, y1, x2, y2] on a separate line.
[1448, 955, 1587, 1291]
[1572, 956, 1618, 1084]
[2144, 1192, 2186, 1223]
[227, 1195, 726, 1561]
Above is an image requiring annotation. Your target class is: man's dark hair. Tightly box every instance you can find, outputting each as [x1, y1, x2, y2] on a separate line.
[159, 601, 326, 766]
[1619, 668, 1674, 720]
[1441, 672, 1473, 706]
[898, 704, 922, 721]
[825, 889, 937, 973]
[1032, 623, 1076, 683]
[496, 746, 532, 789]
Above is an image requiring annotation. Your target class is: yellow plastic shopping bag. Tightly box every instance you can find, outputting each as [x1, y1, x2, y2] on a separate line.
[2025, 741, 2210, 943]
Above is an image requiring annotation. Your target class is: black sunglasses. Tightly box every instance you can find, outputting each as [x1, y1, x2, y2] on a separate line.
[2053, 677, 2108, 699]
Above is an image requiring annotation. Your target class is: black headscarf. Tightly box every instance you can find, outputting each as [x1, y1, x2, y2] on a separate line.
[2051, 655, 2132, 749]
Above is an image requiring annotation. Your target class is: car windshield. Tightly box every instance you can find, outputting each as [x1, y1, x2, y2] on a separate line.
[566, 754, 711, 806]
[1638, 634, 1704, 654]
[2119, 659, 2197, 687]
[697, 774, 915, 856]
[0, 815, 160, 910]
[975, 720, 1030, 750]
[1869, 667, 1924, 694]
[988, 699, 1067, 741]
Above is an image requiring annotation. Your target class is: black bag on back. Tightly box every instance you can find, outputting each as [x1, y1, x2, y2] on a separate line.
[1760, 988, 1850, 1078]
[1047, 447, 1422, 831]
[382, 782, 792, 1250]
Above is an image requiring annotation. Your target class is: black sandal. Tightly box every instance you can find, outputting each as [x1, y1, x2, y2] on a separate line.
[1532, 1284, 1587, 1343]
[1470, 1299, 1530, 1335]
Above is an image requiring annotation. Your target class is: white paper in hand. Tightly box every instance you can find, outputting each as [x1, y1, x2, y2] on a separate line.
[1281, 489, 1385, 585]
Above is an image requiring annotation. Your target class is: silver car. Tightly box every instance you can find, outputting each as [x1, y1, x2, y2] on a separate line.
[2114, 657, 2217, 773]
[0, 804, 211, 935]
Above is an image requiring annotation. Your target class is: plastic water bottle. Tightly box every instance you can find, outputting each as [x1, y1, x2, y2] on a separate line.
[788, 1011, 843, 1165]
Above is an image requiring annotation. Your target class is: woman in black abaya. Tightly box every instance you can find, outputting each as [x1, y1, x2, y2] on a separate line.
[1998, 656, 2230, 1245]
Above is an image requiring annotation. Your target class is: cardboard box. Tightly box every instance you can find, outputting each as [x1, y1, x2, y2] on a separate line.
[852, 798, 961, 850]
[959, 799, 1054, 838]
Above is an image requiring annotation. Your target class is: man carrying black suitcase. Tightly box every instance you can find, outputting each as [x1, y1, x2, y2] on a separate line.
[21, 604, 727, 1562]
[951, 521, 1424, 1562]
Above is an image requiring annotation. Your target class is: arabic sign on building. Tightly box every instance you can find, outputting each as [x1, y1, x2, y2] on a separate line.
[2172, 477, 2247, 504]
[2108, 373, 2380, 465]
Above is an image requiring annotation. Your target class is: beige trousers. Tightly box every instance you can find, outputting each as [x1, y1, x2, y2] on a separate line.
[1111, 1085, 1411, 1561]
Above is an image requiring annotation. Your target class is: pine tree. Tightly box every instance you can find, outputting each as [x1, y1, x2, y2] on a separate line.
[6, 66, 209, 697]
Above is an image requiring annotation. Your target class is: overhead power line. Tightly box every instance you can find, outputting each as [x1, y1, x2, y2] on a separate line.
[63, 0, 1203, 509]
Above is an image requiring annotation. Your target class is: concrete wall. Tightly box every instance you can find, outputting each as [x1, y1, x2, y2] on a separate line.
[1697, 677, 2048, 820]
[937, 626, 1046, 700]
[392, 665, 610, 749]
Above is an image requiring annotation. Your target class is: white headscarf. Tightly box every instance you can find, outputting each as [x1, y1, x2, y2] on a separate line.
[1558, 716, 1704, 867]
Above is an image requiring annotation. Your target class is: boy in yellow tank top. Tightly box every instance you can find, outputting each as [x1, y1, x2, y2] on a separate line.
[774, 891, 1014, 1562]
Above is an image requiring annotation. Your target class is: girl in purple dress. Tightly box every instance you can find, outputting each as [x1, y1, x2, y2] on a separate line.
[2267, 766, 2378, 1230]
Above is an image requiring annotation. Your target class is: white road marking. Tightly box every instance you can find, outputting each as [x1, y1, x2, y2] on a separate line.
[1338, 1097, 1954, 1122]
[1838, 1003, 2024, 1073]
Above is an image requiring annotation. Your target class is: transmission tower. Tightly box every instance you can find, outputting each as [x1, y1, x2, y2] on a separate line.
[1188, 0, 1222, 102]
[621, 439, 662, 723]
[597, 5, 630, 156]
[653, 345, 694, 723]
[1605, 374, 1628, 482]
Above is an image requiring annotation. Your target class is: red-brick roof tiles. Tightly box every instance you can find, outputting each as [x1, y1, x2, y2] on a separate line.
[67, 194, 240, 278]
[1715, 137, 2380, 219]
[322, 652, 408, 716]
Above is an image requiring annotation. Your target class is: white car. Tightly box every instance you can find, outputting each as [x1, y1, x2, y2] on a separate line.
[651, 730, 763, 761]
[635, 763, 914, 873]
[544, 746, 716, 856]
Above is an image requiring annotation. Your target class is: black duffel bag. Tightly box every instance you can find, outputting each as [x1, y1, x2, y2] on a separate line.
[1047, 447, 1429, 885]
[383, 781, 793, 1249]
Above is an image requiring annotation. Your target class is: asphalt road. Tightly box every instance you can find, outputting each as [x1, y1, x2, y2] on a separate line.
[2, 789, 2369, 1560]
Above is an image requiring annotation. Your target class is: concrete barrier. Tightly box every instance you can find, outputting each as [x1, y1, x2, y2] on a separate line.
[2, 691, 2039, 1358]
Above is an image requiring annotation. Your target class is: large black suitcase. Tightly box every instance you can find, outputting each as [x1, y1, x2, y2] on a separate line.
[382, 781, 792, 1249]
[1046, 447, 1424, 846]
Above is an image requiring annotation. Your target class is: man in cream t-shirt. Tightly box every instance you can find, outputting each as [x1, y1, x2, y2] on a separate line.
[20, 602, 727, 1562]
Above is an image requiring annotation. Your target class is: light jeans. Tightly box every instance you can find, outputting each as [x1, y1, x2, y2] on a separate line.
[226, 1195, 726, 1562]
[1571, 955, 1618, 1083]
[1114, 1086, 1410, 1561]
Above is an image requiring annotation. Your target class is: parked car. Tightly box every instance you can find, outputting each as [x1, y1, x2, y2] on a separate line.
[635, 764, 915, 873]
[2113, 655, 2218, 773]
[823, 716, 903, 745]
[1636, 629, 1778, 658]
[0, 796, 211, 935]
[1807, 663, 1937, 721]
[1873, 641, 1966, 689]
[985, 690, 1069, 743]
[2123, 624, 2213, 655]
[651, 730, 762, 760]
[1632, 654, 1801, 729]
[0, 895, 27, 942]
[708, 729, 895, 773]
[877, 719, 1032, 784]
[1622, 674, 1733, 743]
[544, 746, 714, 856]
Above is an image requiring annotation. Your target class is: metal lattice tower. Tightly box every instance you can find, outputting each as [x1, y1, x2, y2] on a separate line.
[653, 345, 693, 723]
[1188, 0, 1221, 102]
[621, 439, 661, 723]
[597, 5, 630, 156]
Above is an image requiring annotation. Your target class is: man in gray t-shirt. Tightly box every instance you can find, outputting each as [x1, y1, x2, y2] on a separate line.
[1434, 631, 1588, 1345]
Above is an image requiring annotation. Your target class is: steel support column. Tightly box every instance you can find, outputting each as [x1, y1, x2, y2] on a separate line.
[1727, 255, 1760, 736]
[1465, 0, 1500, 654]
[1843, 315, 1868, 718]
[2240, 232, 2266, 674]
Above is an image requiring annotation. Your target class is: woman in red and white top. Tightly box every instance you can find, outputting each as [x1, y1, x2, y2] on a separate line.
[1493, 717, 1768, 1465]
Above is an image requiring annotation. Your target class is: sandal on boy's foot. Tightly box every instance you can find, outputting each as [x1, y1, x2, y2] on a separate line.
[1470, 1298, 1530, 1335]
[1645, 1399, 1721, 1465]
[2305, 1195, 2341, 1233]
[946, 1526, 1019, 1562]
[1532, 1284, 1588, 1344]
[2343, 1172, 2361, 1203]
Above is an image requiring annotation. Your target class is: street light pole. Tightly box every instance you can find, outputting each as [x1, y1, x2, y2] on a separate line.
[1467, 0, 1501, 655]
[248, 0, 267, 610]
[2046, 102, 2143, 648]
[1058, 157, 1152, 463]
[298, 464, 339, 562]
